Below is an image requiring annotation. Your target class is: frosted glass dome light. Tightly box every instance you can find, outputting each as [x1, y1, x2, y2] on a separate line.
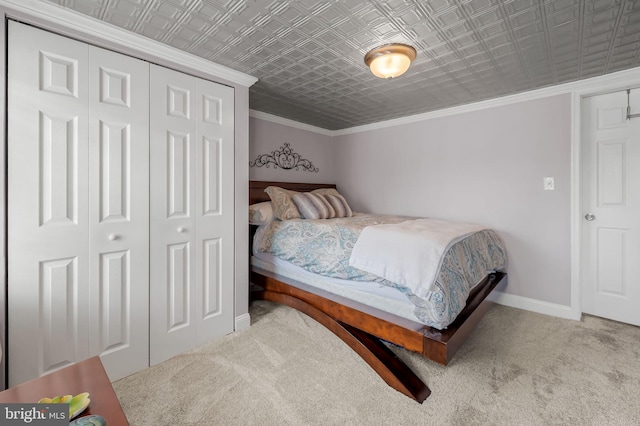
[364, 44, 417, 79]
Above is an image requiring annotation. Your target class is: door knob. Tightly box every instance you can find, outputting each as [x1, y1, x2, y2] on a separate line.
[584, 213, 596, 221]
[108, 234, 119, 241]
[177, 227, 186, 233]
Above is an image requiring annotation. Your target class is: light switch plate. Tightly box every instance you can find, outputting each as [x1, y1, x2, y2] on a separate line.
[544, 177, 555, 190]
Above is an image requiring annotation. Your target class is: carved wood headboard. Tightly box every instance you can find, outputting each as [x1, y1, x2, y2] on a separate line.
[249, 180, 337, 205]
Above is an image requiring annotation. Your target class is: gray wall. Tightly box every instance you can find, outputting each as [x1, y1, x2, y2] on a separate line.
[250, 93, 573, 307]
[249, 117, 335, 183]
[334, 94, 572, 306]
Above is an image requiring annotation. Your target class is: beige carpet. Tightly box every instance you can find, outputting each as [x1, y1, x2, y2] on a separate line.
[114, 301, 640, 425]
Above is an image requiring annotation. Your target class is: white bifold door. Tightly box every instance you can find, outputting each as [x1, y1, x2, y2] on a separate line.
[149, 65, 235, 365]
[8, 22, 150, 385]
[8, 22, 235, 386]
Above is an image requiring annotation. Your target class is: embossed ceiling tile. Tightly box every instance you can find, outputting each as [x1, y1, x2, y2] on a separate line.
[588, 7, 620, 26]
[607, 52, 637, 70]
[481, 29, 511, 47]
[581, 57, 606, 72]
[510, 7, 543, 30]
[463, 0, 497, 15]
[397, 7, 426, 27]
[584, 27, 616, 47]
[421, 0, 457, 16]
[441, 22, 472, 40]
[42, 0, 640, 129]
[548, 10, 580, 29]
[504, 0, 539, 15]
[491, 44, 520, 64]
[469, 8, 503, 29]
[517, 30, 546, 50]
[50, 0, 102, 16]
[458, 43, 485, 59]
[153, 0, 185, 19]
[169, 32, 203, 50]
[371, 21, 401, 38]
[545, 0, 580, 13]
[433, 7, 465, 29]
[553, 46, 579, 63]
[100, 0, 147, 29]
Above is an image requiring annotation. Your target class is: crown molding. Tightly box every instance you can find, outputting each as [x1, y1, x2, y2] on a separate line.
[0, 0, 258, 87]
[249, 110, 334, 136]
[331, 66, 640, 136]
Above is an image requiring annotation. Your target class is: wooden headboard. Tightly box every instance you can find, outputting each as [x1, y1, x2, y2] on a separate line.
[249, 180, 337, 205]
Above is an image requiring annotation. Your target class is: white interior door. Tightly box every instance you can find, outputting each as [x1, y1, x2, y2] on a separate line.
[581, 90, 640, 326]
[149, 64, 234, 365]
[8, 22, 90, 386]
[88, 45, 150, 380]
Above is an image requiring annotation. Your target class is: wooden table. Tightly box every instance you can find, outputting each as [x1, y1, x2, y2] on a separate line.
[0, 356, 129, 425]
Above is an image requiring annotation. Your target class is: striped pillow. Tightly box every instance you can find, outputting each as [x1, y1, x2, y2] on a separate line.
[324, 193, 353, 218]
[292, 192, 353, 220]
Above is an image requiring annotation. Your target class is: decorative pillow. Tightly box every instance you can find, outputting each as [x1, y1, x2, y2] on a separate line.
[293, 192, 353, 219]
[249, 202, 274, 225]
[292, 192, 336, 219]
[311, 188, 353, 218]
[323, 193, 353, 217]
[264, 186, 301, 220]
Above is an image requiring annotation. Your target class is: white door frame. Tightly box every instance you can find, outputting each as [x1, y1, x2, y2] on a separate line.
[570, 73, 640, 322]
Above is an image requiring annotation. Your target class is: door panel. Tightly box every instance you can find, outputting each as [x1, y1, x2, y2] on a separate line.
[97, 250, 130, 353]
[202, 238, 222, 319]
[167, 131, 192, 218]
[8, 21, 90, 386]
[40, 257, 82, 372]
[168, 242, 192, 331]
[582, 91, 640, 326]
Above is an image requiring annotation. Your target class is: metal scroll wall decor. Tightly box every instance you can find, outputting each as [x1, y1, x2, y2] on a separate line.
[249, 143, 319, 172]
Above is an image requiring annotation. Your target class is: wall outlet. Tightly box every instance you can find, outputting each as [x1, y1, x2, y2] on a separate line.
[544, 177, 555, 190]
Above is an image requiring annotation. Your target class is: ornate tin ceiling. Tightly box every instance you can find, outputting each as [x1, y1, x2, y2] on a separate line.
[47, 0, 640, 130]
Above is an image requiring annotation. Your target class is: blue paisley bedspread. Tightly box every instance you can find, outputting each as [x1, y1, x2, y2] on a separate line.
[253, 213, 507, 329]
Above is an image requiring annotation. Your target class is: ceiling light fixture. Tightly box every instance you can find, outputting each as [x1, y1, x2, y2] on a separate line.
[364, 43, 417, 79]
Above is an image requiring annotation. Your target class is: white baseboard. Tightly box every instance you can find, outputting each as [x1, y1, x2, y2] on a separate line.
[235, 313, 251, 331]
[488, 291, 582, 321]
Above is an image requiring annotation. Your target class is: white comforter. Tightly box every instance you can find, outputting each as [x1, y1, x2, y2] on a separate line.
[349, 218, 486, 298]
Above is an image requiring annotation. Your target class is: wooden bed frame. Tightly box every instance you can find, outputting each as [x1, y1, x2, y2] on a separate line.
[249, 180, 507, 403]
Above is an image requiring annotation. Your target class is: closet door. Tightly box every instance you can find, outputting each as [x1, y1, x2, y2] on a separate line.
[8, 22, 91, 386]
[8, 22, 150, 385]
[149, 65, 234, 365]
[88, 46, 150, 380]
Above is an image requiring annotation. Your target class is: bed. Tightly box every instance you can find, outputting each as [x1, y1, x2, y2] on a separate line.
[249, 181, 507, 403]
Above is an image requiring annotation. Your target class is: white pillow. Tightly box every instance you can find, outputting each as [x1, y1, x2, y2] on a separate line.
[249, 202, 274, 225]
